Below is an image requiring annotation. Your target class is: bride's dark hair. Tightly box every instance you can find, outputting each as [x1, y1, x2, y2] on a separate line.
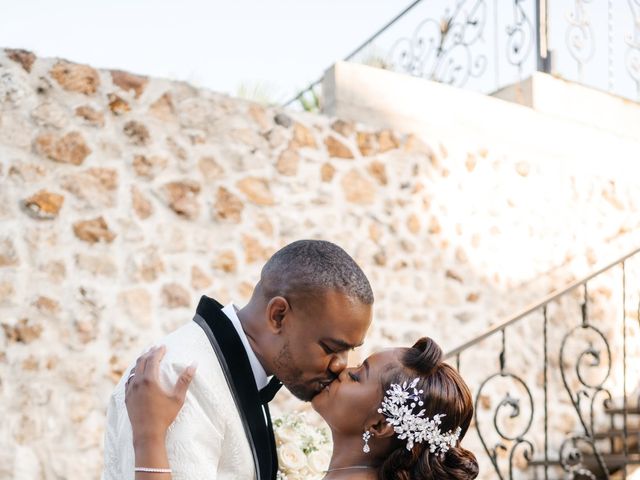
[378, 337, 479, 480]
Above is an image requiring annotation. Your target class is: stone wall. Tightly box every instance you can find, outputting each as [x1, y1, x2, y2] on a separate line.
[0, 49, 639, 479]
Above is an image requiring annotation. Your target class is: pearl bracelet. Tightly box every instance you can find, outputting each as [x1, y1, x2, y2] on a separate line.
[134, 467, 172, 474]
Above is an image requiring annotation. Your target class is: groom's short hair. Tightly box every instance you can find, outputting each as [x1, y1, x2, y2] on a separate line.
[260, 240, 374, 305]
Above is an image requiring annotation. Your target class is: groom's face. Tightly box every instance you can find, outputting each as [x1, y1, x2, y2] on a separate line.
[273, 290, 372, 402]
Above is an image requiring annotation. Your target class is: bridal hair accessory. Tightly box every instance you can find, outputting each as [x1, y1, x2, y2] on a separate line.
[378, 378, 462, 454]
[362, 430, 371, 453]
[134, 467, 172, 473]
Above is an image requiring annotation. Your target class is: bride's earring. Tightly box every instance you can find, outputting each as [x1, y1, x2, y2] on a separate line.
[362, 431, 371, 453]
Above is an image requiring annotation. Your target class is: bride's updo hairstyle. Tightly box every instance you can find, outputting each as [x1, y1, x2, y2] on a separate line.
[378, 337, 479, 480]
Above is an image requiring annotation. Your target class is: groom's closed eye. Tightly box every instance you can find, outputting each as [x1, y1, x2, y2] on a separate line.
[320, 338, 361, 354]
[320, 342, 338, 354]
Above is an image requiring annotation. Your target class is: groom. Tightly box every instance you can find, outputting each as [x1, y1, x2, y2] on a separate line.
[103, 240, 374, 480]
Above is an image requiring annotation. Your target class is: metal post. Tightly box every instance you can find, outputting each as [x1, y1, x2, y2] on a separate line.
[536, 0, 550, 72]
[622, 262, 628, 479]
[543, 305, 549, 480]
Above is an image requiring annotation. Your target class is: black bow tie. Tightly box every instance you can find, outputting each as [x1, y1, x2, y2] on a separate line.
[259, 376, 282, 404]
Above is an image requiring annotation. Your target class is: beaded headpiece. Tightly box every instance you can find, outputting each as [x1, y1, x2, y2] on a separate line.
[378, 378, 462, 454]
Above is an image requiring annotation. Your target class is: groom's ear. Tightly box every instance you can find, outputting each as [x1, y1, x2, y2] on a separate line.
[266, 296, 290, 333]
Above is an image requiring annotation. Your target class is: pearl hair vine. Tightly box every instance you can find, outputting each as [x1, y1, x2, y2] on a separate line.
[378, 378, 462, 455]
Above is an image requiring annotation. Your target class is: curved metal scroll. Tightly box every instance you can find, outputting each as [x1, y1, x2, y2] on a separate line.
[386, 0, 489, 88]
[565, 0, 596, 78]
[559, 323, 612, 478]
[559, 436, 607, 480]
[474, 372, 535, 480]
[505, 0, 535, 69]
[625, 0, 640, 97]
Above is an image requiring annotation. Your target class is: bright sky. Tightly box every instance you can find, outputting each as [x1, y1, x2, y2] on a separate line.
[1, 1, 636, 103]
[0, 0, 406, 102]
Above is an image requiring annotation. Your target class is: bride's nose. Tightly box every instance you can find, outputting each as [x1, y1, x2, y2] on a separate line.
[337, 366, 354, 382]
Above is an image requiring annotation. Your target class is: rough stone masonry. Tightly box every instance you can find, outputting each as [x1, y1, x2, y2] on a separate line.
[0, 48, 639, 479]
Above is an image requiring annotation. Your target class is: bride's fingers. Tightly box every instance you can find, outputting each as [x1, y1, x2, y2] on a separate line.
[136, 345, 158, 378]
[146, 344, 166, 379]
[134, 348, 149, 378]
[125, 367, 136, 389]
[126, 346, 156, 390]
[173, 363, 197, 404]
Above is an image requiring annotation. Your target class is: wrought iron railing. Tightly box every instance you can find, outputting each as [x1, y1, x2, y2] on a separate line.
[442, 247, 640, 480]
[284, 0, 640, 109]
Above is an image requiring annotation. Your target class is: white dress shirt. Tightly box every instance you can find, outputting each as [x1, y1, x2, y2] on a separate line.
[222, 303, 270, 391]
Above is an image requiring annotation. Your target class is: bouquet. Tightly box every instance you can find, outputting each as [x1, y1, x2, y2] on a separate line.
[273, 412, 332, 480]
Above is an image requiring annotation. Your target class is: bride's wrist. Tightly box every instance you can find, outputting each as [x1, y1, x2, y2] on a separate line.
[133, 432, 166, 451]
[133, 436, 170, 471]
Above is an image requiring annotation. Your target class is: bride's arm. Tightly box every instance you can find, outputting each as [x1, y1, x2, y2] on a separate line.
[133, 438, 170, 479]
[125, 346, 196, 479]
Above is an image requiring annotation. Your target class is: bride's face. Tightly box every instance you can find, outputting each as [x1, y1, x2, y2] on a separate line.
[311, 348, 402, 434]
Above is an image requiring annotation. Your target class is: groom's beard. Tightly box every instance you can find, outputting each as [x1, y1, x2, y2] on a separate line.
[274, 341, 327, 402]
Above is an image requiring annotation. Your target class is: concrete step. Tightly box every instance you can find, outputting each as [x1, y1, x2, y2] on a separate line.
[593, 428, 640, 439]
[604, 406, 640, 416]
[529, 453, 640, 475]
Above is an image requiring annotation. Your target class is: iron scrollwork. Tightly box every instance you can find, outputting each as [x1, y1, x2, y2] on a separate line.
[559, 320, 612, 478]
[565, 0, 596, 78]
[474, 371, 535, 480]
[505, 0, 535, 69]
[385, 0, 489, 88]
[625, 0, 640, 98]
[559, 436, 605, 480]
[449, 253, 639, 480]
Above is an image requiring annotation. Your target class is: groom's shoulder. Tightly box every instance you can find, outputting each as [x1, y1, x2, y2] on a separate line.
[110, 321, 224, 396]
[157, 323, 232, 410]
[162, 321, 205, 348]
[159, 321, 219, 367]
[110, 321, 228, 407]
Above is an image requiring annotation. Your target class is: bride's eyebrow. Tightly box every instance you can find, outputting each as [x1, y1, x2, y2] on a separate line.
[362, 359, 370, 379]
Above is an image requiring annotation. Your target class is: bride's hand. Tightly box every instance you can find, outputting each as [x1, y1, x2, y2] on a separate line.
[125, 345, 197, 446]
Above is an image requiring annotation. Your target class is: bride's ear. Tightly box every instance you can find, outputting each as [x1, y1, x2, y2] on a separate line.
[368, 416, 395, 440]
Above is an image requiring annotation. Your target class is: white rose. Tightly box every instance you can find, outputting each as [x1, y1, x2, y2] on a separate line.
[275, 426, 298, 445]
[307, 449, 331, 475]
[309, 428, 329, 447]
[278, 443, 307, 472]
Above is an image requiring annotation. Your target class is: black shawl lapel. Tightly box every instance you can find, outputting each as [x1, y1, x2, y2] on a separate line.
[193, 295, 276, 480]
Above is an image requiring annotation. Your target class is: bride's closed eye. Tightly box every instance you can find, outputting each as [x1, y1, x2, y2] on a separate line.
[347, 359, 369, 383]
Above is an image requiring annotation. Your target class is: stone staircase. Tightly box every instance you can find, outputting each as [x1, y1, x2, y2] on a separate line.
[590, 403, 639, 478]
[529, 400, 640, 479]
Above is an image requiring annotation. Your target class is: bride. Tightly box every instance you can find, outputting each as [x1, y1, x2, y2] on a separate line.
[124, 337, 479, 480]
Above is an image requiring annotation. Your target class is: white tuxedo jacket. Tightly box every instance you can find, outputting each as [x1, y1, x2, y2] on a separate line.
[102, 321, 257, 480]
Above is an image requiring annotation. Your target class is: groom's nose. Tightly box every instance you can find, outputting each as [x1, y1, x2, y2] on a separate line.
[328, 351, 348, 375]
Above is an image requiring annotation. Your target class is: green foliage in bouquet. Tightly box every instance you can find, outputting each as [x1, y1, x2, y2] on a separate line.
[273, 412, 332, 480]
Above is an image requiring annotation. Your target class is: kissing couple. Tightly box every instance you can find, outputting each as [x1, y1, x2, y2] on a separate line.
[103, 240, 479, 480]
